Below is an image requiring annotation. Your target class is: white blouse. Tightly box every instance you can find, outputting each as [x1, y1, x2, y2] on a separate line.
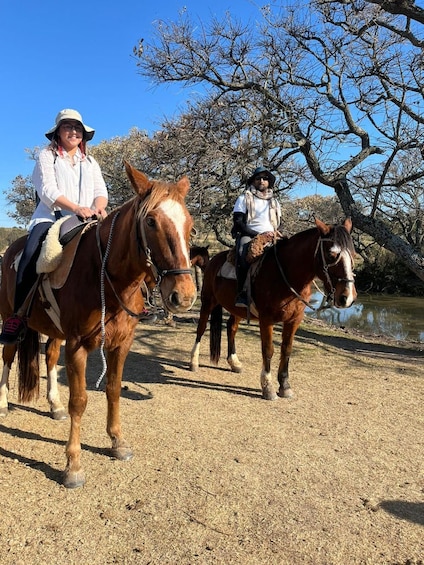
[29, 147, 108, 230]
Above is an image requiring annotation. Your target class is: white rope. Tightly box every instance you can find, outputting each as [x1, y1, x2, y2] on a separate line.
[96, 214, 119, 389]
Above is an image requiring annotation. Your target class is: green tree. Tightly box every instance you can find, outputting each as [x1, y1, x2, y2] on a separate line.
[4, 174, 36, 227]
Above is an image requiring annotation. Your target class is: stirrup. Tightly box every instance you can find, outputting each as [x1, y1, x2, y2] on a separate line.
[235, 292, 248, 308]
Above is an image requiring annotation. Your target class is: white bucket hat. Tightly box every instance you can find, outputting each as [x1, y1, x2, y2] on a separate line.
[45, 109, 95, 141]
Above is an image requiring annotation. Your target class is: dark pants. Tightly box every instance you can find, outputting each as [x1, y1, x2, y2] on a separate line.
[14, 221, 52, 313]
[235, 235, 252, 295]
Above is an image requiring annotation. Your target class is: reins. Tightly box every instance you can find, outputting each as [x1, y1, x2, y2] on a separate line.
[272, 243, 316, 310]
[94, 200, 191, 388]
[96, 211, 146, 320]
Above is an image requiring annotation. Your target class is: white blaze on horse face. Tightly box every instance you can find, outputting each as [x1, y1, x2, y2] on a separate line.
[340, 248, 356, 306]
[330, 243, 341, 255]
[159, 199, 191, 267]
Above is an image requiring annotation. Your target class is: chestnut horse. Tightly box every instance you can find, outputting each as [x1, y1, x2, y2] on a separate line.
[190, 218, 357, 400]
[0, 162, 196, 488]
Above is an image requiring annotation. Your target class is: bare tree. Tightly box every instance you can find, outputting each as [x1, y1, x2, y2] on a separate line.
[134, 1, 424, 280]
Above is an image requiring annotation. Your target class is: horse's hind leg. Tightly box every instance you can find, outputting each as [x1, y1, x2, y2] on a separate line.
[45, 338, 67, 420]
[0, 344, 17, 417]
[226, 314, 243, 373]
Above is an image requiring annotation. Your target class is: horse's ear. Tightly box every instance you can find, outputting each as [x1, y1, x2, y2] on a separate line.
[176, 176, 190, 198]
[343, 217, 352, 233]
[315, 218, 331, 235]
[124, 161, 152, 198]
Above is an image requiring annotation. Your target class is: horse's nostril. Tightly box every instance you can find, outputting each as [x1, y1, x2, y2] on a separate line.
[339, 295, 348, 307]
[170, 292, 179, 307]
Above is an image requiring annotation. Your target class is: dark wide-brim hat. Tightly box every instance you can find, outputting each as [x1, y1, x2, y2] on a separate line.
[45, 108, 95, 141]
[247, 166, 276, 188]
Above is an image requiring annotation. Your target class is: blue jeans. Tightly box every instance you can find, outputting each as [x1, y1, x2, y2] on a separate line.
[14, 221, 52, 313]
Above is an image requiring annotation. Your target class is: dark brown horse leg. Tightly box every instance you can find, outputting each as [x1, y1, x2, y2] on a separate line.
[259, 320, 278, 400]
[105, 347, 133, 461]
[195, 266, 200, 291]
[45, 338, 67, 420]
[63, 341, 88, 489]
[0, 344, 17, 417]
[226, 314, 243, 373]
[276, 322, 299, 399]
[190, 300, 214, 371]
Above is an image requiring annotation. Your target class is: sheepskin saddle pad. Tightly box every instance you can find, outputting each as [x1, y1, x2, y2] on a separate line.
[36, 215, 97, 288]
[219, 232, 280, 280]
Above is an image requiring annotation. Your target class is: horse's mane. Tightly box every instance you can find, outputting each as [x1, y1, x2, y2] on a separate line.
[278, 223, 355, 255]
[104, 182, 183, 228]
[139, 180, 185, 216]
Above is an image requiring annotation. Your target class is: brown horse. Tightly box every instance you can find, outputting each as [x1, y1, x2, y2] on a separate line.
[190, 218, 357, 400]
[189, 245, 210, 290]
[0, 162, 196, 488]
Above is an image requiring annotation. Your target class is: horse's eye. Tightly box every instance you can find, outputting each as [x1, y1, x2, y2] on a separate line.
[146, 217, 155, 228]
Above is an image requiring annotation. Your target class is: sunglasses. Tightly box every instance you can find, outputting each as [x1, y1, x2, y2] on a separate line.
[61, 123, 84, 133]
[254, 175, 270, 181]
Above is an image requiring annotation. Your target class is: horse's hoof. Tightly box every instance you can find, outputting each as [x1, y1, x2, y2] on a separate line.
[0, 407, 8, 418]
[111, 446, 133, 461]
[63, 469, 85, 489]
[277, 388, 294, 399]
[262, 387, 278, 401]
[189, 363, 198, 372]
[230, 365, 243, 374]
[51, 408, 68, 421]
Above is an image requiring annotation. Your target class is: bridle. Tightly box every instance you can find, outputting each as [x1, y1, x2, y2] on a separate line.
[272, 234, 355, 311]
[96, 201, 192, 320]
[135, 205, 192, 284]
[94, 199, 192, 389]
[314, 237, 355, 305]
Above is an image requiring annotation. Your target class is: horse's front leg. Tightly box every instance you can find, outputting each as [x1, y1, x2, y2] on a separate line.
[0, 344, 16, 417]
[190, 299, 214, 371]
[277, 321, 300, 399]
[259, 320, 278, 401]
[106, 346, 133, 461]
[226, 314, 243, 373]
[45, 338, 67, 420]
[63, 342, 88, 489]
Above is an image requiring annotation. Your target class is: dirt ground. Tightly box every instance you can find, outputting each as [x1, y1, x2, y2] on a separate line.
[0, 306, 423, 565]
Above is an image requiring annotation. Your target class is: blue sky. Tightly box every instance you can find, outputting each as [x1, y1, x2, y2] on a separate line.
[0, 0, 313, 228]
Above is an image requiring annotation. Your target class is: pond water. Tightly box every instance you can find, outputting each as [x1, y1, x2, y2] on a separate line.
[305, 292, 424, 344]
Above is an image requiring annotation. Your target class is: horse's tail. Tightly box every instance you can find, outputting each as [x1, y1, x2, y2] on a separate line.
[17, 327, 40, 403]
[209, 304, 222, 365]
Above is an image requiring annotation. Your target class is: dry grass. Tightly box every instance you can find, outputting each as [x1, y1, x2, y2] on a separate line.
[0, 308, 423, 565]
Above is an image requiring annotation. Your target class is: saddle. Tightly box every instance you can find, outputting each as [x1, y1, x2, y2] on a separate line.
[36, 215, 97, 287]
[12, 216, 97, 333]
[220, 232, 281, 280]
